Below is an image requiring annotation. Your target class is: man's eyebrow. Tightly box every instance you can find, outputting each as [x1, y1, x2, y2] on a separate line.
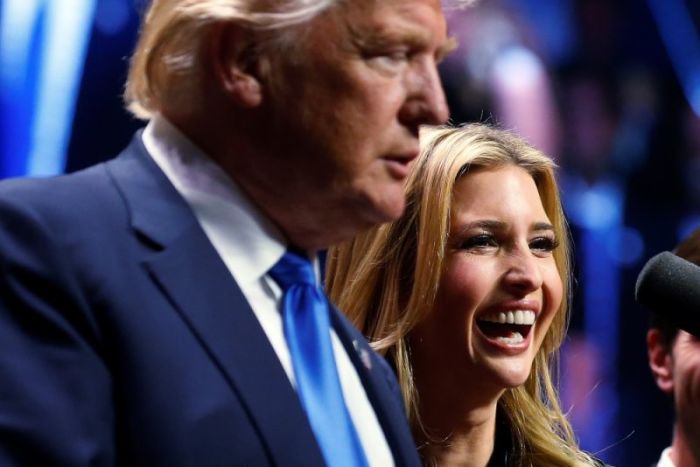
[436, 36, 458, 61]
[354, 27, 425, 49]
[352, 27, 458, 60]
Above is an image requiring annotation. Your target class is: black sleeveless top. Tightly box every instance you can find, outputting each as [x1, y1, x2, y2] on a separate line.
[487, 410, 610, 467]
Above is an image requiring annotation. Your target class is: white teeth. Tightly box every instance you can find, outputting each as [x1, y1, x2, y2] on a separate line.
[479, 310, 536, 325]
[496, 332, 524, 345]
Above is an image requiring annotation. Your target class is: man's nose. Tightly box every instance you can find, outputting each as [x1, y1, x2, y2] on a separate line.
[399, 59, 450, 127]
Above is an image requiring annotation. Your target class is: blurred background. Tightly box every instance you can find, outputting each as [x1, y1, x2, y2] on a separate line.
[1, 0, 699, 464]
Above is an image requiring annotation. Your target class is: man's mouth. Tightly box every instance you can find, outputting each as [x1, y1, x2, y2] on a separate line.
[382, 156, 414, 179]
[476, 310, 536, 345]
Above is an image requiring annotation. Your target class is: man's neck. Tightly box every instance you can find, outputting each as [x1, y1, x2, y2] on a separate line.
[671, 424, 700, 467]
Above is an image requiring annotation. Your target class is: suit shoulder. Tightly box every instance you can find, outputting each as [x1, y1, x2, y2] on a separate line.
[0, 163, 110, 204]
[0, 163, 125, 226]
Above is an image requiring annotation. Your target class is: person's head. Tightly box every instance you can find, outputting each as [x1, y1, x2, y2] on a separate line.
[327, 123, 591, 464]
[647, 228, 700, 463]
[124, 0, 469, 252]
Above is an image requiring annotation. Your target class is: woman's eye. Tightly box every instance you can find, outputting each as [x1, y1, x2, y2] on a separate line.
[460, 234, 497, 250]
[529, 236, 559, 253]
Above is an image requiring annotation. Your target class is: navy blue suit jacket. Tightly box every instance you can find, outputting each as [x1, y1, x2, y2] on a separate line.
[0, 134, 420, 467]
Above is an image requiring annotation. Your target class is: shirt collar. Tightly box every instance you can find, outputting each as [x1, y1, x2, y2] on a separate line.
[657, 447, 676, 467]
[142, 114, 288, 285]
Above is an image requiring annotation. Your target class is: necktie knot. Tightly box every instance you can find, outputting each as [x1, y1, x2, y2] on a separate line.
[269, 250, 316, 291]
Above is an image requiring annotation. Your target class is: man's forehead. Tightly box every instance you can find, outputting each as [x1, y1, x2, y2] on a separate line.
[331, 0, 444, 21]
[331, 0, 475, 13]
[334, 0, 447, 42]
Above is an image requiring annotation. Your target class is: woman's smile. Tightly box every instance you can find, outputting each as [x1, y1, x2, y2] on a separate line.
[475, 300, 540, 353]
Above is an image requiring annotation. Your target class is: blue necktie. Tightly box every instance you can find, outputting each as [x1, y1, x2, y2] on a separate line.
[269, 250, 369, 467]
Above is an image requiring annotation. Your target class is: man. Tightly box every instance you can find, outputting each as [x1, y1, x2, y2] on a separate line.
[0, 0, 462, 465]
[647, 228, 700, 467]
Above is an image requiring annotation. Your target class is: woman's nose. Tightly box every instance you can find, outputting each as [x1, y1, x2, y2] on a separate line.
[502, 250, 543, 295]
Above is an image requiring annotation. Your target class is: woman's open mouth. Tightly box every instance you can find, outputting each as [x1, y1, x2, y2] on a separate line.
[476, 310, 536, 346]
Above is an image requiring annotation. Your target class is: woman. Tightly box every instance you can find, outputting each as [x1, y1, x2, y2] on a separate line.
[326, 124, 597, 466]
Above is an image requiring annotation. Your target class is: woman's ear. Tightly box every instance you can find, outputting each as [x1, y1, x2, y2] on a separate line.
[208, 23, 263, 108]
[647, 328, 675, 394]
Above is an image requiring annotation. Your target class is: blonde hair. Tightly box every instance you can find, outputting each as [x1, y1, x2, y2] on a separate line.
[326, 123, 595, 465]
[124, 0, 335, 119]
[124, 0, 480, 120]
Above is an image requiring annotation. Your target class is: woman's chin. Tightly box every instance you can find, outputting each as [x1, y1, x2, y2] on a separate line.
[477, 356, 534, 390]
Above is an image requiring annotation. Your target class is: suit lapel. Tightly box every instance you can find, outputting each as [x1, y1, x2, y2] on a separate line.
[107, 134, 324, 466]
[329, 307, 421, 467]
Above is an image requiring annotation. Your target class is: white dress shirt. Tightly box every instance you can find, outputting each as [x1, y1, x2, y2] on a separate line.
[142, 115, 394, 466]
[656, 447, 676, 467]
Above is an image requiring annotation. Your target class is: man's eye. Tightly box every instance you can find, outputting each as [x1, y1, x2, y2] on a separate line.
[385, 51, 409, 62]
[529, 236, 559, 253]
[367, 51, 410, 71]
[460, 234, 497, 250]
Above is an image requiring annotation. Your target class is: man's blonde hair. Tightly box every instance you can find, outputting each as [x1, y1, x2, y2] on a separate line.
[124, 0, 334, 119]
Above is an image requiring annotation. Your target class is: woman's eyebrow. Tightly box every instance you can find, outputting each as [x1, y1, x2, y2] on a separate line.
[456, 219, 507, 234]
[455, 220, 555, 235]
[531, 222, 555, 232]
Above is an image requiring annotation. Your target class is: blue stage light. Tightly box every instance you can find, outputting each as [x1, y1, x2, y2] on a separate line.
[0, 0, 96, 178]
[648, 0, 700, 117]
[94, 0, 130, 36]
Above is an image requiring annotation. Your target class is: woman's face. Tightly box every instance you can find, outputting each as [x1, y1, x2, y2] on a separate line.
[412, 165, 563, 393]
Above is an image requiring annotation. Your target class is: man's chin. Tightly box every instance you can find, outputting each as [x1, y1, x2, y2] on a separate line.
[366, 197, 406, 225]
[326, 190, 407, 242]
[370, 187, 408, 221]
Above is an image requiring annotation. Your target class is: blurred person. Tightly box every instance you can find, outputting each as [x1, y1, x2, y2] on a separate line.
[0, 0, 465, 465]
[326, 124, 601, 466]
[647, 228, 700, 467]
[438, 1, 562, 157]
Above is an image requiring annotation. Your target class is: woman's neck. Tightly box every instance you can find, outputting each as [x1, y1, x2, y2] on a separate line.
[415, 378, 504, 467]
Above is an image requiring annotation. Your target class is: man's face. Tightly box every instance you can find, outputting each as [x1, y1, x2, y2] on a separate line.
[670, 332, 700, 450]
[648, 329, 700, 456]
[248, 0, 451, 249]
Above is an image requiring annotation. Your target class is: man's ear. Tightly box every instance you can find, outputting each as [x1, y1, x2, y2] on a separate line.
[208, 23, 264, 108]
[647, 328, 675, 394]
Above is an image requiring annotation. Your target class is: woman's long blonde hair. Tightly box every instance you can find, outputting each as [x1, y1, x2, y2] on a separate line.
[326, 123, 595, 465]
